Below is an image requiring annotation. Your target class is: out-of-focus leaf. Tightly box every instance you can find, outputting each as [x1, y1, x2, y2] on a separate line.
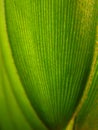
[0, 52, 32, 130]
[74, 28, 98, 130]
[2, 0, 97, 129]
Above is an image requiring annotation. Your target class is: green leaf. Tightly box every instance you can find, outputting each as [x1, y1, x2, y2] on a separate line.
[0, 0, 98, 129]
[0, 1, 48, 130]
[74, 28, 98, 130]
[0, 52, 32, 130]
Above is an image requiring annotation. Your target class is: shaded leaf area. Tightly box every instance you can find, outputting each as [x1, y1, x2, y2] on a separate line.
[4, 0, 97, 129]
[74, 41, 98, 129]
